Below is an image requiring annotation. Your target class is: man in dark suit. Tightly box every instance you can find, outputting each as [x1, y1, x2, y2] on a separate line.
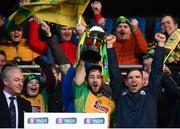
[0, 66, 32, 128]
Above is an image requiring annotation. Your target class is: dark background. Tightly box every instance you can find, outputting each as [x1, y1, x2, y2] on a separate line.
[0, 0, 180, 18]
[84, 0, 180, 18]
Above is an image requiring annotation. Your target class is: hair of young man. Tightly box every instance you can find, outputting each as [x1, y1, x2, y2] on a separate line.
[86, 64, 102, 78]
[126, 67, 143, 78]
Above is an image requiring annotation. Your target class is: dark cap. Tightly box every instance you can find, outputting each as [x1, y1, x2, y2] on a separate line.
[114, 16, 133, 30]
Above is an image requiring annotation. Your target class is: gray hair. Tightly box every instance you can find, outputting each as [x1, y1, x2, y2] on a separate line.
[0, 66, 22, 81]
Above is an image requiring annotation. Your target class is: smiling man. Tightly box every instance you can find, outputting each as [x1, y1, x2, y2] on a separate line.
[113, 16, 148, 65]
[0, 66, 32, 128]
[160, 15, 180, 86]
[108, 33, 167, 127]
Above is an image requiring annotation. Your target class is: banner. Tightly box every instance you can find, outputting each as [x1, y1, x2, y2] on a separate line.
[7, 0, 90, 29]
[24, 113, 108, 129]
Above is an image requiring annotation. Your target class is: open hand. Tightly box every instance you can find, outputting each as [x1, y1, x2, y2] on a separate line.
[40, 20, 52, 38]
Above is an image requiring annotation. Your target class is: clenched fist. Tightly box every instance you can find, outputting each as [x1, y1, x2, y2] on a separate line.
[155, 33, 166, 47]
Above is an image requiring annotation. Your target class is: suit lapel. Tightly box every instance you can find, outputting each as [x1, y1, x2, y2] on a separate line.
[0, 92, 11, 125]
[17, 96, 24, 128]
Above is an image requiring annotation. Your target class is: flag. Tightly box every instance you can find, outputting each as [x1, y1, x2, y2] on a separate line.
[7, 0, 90, 29]
[6, 7, 32, 31]
[100, 40, 110, 85]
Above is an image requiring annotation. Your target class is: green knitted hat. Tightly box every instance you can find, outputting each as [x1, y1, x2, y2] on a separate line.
[114, 16, 132, 29]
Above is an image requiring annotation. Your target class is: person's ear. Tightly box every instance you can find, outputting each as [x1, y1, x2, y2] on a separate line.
[3, 79, 8, 86]
[175, 23, 178, 29]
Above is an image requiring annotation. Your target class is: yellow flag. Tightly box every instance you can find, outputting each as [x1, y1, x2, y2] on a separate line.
[8, 0, 90, 28]
[24, 0, 90, 27]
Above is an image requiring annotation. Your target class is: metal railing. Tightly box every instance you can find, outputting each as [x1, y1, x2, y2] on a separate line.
[18, 65, 41, 75]
[18, 64, 143, 76]
[18, 65, 40, 69]
[18, 65, 143, 69]
[118, 65, 142, 69]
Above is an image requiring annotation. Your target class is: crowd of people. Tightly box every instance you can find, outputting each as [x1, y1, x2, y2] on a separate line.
[0, 0, 180, 128]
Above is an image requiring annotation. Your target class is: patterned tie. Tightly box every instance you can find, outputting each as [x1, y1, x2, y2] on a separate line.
[9, 96, 16, 128]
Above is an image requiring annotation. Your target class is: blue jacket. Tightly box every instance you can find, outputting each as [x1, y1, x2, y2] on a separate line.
[61, 63, 93, 112]
[62, 66, 76, 112]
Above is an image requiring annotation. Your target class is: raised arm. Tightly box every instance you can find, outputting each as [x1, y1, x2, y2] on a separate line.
[74, 60, 86, 85]
[131, 19, 148, 56]
[46, 35, 70, 65]
[40, 20, 71, 73]
[62, 40, 84, 112]
[107, 35, 125, 100]
[90, 1, 103, 24]
[28, 18, 48, 55]
[34, 57, 55, 94]
[62, 66, 76, 112]
[149, 33, 166, 97]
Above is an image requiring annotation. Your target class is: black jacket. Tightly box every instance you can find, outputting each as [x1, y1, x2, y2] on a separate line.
[108, 46, 165, 127]
[0, 91, 32, 128]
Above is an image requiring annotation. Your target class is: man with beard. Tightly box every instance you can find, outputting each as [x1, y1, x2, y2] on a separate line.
[74, 60, 115, 127]
[113, 16, 148, 65]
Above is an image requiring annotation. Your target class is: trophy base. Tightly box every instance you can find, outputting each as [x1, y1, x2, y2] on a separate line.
[81, 49, 101, 63]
